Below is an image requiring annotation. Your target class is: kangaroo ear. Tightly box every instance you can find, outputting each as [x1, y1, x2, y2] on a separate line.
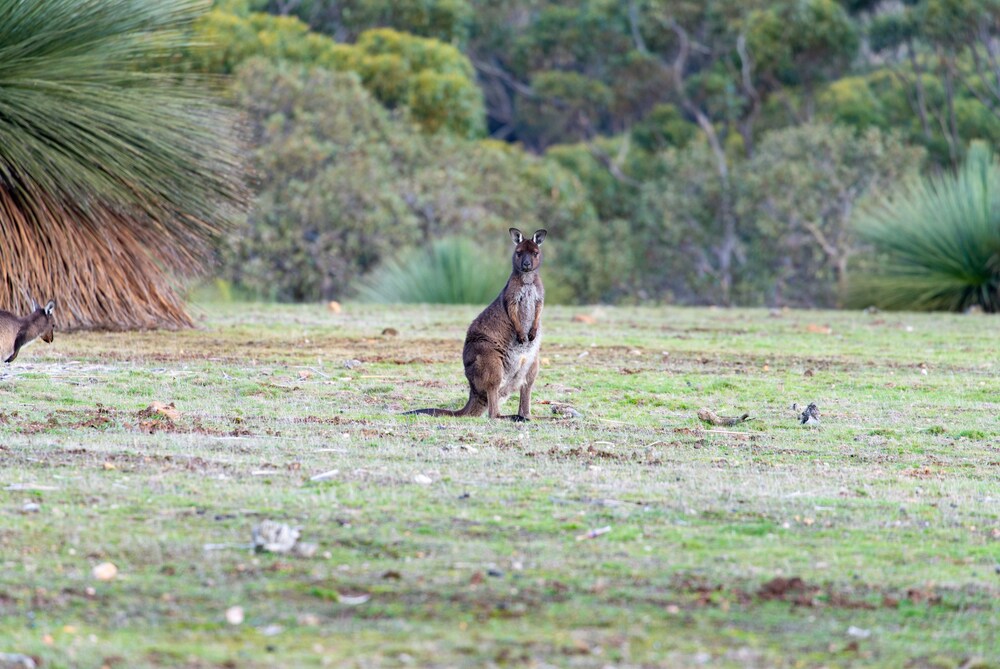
[532, 229, 547, 245]
[509, 228, 524, 244]
[44, 301, 55, 315]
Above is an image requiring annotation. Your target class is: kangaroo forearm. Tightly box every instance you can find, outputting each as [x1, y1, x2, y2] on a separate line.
[507, 300, 525, 338]
[531, 301, 543, 334]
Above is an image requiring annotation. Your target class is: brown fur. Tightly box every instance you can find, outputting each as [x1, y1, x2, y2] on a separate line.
[406, 229, 547, 421]
[1, 300, 56, 363]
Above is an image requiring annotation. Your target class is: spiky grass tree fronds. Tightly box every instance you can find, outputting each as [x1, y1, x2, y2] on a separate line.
[0, 0, 246, 330]
[851, 142, 1000, 312]
[358, 238, 508, 305]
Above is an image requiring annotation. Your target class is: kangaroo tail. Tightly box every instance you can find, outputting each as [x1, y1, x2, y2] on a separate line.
[403, 392, 482, 418]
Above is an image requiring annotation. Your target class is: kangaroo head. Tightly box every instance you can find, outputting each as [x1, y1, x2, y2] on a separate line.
[509, 228, 547, 274]
[36, 300, 56, 343]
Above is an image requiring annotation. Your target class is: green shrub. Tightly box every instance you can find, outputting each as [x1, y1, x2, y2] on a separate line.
[358, 238, 508, 304]
[221, 60, 606, 303]
[184, 12, 484, 137]
[851, 141, 1000, 312]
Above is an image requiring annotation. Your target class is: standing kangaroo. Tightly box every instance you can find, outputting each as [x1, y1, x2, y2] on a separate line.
[1, 300, 56, 363]
[406, 228, 547, 421]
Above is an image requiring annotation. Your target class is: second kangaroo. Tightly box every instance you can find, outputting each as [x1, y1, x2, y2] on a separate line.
[0, 299, 56, 363]
[406, 228, 547, 421]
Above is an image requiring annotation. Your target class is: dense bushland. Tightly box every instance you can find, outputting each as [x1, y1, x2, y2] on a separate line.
[192, 0, 1000, 308]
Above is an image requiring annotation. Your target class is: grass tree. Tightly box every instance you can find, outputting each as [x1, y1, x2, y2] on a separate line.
[0, 0, 245, 330]
[853, 141, 1000, 312]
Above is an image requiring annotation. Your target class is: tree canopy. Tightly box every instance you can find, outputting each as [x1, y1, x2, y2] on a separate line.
[188, 0, 1000, 308]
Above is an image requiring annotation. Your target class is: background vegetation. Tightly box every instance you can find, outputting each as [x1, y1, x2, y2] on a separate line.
[182, 0, 1000, 310]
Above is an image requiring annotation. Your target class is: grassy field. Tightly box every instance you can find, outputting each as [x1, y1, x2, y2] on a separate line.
[0, 302, 997, 668]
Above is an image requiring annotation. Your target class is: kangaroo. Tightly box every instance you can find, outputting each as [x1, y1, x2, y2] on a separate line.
[406, 228, 547, 421]
[1, 300, 56, 363]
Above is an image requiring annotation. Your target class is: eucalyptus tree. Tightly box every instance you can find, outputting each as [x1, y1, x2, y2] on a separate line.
[0, 0, 245, 329]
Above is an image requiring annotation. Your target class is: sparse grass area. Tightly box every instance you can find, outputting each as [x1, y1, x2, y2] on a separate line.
[1, 303, 998, 668]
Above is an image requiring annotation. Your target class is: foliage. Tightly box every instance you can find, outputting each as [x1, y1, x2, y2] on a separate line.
[818, 66, 1000, 166]
[341, 28, 485, 137]
[222, 60, 606, 303]
[745, 124, 925, 307]
[852, 141, 1000, 312]
[259, 0, 473, 44]
[636, 124, 925, 307]
[630, 103, 697, 154]
[200, 0, 1000, 306]
[183, 8, 348, 74]
[747, 0, 859, 88]
[187, 10, 484, 136]
[517, 70, 613, 147]
[358, 238, 507, 304]
[636, 141, 746, 305]
[0, 0, 245, 330]
[222, 60, 422, 301]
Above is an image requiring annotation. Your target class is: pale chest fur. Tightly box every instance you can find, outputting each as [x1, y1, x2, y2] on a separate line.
[512, 281, 541, 332]
[499, 282, 542, 398]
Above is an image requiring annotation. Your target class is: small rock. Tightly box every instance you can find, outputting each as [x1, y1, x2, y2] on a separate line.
[297, 613, 321, 626]
[0, 653, 37, 669]
[225, 606, 244, 625]
[20, 502, 40, 513]
[252, 521, 301, 554]
[413, 474, 433, 486]
[92, 562, 118, 581]
[292, 542, 318, 559]
[847, 625, 871, 639]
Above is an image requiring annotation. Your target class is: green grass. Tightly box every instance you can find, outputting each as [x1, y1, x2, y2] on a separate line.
[1, 303, 998, 668]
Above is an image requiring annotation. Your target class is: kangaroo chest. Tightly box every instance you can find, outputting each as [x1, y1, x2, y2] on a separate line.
[498, 283, 541, 395]
[512, 282, 540, 331]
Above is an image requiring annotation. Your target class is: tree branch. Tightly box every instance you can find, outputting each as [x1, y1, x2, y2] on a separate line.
[627, 0, 649, 55]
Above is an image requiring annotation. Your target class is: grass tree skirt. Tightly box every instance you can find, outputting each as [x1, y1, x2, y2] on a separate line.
[0, 0, 246, 331]
[0, 193, 208, 330]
